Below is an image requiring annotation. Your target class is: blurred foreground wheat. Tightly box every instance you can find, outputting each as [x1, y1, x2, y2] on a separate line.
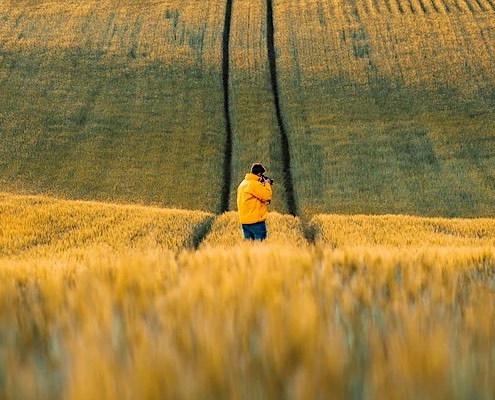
[1, 194, 495, 399]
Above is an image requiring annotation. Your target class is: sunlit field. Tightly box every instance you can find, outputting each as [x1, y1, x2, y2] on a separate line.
[1, 1, 495, 398]
[0, 0, 227, 212]
[274, 0, 495, 216]
[1, 1, 494, 216]
[1, 193, 495, 399]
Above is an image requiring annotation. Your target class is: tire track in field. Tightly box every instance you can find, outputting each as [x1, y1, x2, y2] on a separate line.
[220, 0, 234, 214]
[266, 0, 298, 216]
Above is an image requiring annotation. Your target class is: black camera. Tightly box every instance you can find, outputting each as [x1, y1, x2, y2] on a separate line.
[261, 175, 274, 185]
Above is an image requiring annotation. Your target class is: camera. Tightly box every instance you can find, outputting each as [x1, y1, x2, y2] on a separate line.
[261, 175, 274, 185]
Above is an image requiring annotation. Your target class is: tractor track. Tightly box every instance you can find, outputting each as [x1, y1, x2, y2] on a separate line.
[220, 0, 299, 217]
[220, 0, 234, 214]
[266, 0, 298, 216]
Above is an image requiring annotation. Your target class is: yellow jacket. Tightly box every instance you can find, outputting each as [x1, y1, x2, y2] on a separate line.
[237, 173, 272, 224]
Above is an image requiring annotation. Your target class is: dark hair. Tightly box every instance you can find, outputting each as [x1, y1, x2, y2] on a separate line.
[250, 163, 266, 175]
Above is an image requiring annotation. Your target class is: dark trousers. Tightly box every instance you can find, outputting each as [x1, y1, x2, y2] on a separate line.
[241, 221, 267, 241]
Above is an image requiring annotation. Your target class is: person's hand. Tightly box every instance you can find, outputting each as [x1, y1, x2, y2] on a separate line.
[263, 176, 271, 185]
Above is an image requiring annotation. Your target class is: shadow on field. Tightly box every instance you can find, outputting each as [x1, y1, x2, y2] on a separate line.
[192, 216, 215, 250]
[220, 0, 234, 214]
[266, 0, 298, 217]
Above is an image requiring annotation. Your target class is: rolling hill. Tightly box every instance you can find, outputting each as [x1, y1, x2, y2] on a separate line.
[1, 0, 494, 217]
[3, 3, 495, 396]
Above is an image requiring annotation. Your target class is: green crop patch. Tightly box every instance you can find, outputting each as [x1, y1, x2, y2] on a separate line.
[1, 0, 495, 217]
[0, 1, 227, 212]
[274, 1, 495, 217]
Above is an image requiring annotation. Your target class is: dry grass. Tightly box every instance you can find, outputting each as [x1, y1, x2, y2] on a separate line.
[0, 193, 214, 257]
[1, 194, 495, 399]
[1, 245, 494, 399]
[200, 210, 308, 248]
[311, 213, 495, 247]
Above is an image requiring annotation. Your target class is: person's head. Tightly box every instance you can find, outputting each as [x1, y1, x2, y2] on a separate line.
[250, 163, 266, 177]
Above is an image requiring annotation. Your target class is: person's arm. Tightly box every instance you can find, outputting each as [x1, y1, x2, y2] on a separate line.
[251, 181, 272, 202]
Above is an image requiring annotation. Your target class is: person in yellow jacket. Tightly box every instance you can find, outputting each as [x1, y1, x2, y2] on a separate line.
[237, 163, 273, 240]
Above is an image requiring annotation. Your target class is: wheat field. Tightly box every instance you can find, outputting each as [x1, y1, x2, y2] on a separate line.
[0, 0, 228, 212]
[1, 1, 495, 216]
[1, 193, 495, 399]
[2, 1, 495, 397]
[274, 0, 495, 216]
